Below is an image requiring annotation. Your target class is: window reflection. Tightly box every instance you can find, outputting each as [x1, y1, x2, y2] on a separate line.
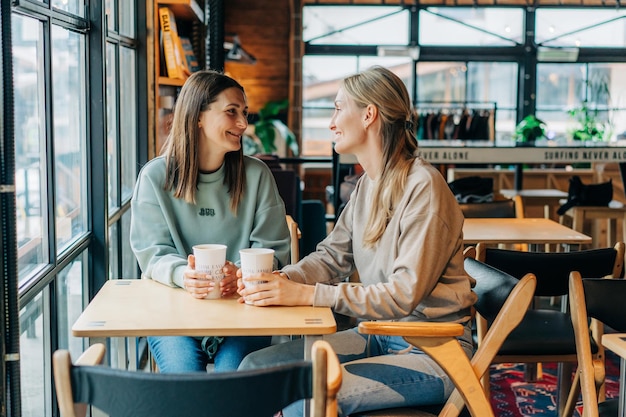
[20, 294, 46, 417]
[107, 42, 119, 211]
[52, 26, 88, 252]
[122, 210, 138, 278]
[120, 46, 137, 204]
[56, 254, 85, 360]
[12, 15, 48, 285]
[51, 0, 83, 17]
[109, 222, 119, 279]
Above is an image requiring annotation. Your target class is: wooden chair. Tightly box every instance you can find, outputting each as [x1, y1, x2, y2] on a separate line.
[53, 340, 341, 417]
[352, 255, 537, 417]
[287, 214, 300, 263]
[564, 271, 626, 417]
[475, 241, 625, 415]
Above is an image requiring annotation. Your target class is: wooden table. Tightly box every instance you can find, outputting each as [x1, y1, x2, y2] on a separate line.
[601, 333, 626, 416]
[463, 218, 591, 248]
[499, 188, 568, 220]
[73, 279, 337, 367]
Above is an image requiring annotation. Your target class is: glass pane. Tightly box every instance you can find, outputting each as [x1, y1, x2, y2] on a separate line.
[56, 253, 85, 360]
[419, 8, 522, 46]
[536, 63, 626, 141]
[106, 0, 116, 31]
[302, 56, 412, 156]
[304, 6, 408, 45]
[120, 46, 137, 203]
[20, 294, 48, 417]
[536, 9, 626, 48]
[52, 26, 88, 252]
[12, 15, 49, 285]
[467, 62, 517, 109]
[52, 0, 83, 17]
[119, 0, 136, 37]
[109, 222, 119, 279]
[107, 42, 119, 211]
[416, 62, 467, 102]
[121, 210, 138, 278]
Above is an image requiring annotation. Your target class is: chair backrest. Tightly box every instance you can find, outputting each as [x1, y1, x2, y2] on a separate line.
[286, 214, 300, 263]
[476, 242, 624, 297]
[464, 257, 530, 323]
[271, 169, 302, 223]
[581, 276, 626, 333]
[459, 196, 523, 219]
[568, 271, 626, 417]
[53, 340, 341, 417]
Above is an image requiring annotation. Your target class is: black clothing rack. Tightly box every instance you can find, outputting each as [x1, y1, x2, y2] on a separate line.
[415, 101, 497, 141]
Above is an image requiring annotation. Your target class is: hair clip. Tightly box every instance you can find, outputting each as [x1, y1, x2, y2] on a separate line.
[405, 120, 414, 131]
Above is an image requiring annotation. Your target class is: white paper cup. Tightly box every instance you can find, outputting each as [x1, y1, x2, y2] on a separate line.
[192, 244, 227, 299]
[239, 248, 275, 305]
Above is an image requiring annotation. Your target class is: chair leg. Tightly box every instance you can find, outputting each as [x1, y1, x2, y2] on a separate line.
[562, 368, 580, 417]
[557, 362, 574, 416]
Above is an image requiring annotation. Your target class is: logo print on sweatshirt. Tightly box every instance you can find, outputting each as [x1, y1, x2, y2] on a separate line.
[199, 208, 215, 216]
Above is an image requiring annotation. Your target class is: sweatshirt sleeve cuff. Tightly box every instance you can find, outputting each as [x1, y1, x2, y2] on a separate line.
[173, 264, 187, 288]
[313, 283, 337, 308]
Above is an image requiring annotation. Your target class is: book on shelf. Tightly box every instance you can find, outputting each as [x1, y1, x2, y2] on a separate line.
[158, 7, 189, 80]
[179, 37, 201, 73]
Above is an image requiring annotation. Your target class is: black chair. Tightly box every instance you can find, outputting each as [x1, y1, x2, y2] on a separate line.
[475, 241, 625, 415]
[53, 340, 341, 417]
[565, 272, 626, 417]
[300, 199, 328, 258]
[352, 252, 537, 417]
[459, 196, 524, 219]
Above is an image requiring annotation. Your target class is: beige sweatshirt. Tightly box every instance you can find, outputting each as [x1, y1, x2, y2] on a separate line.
[282, 157, 476, 323]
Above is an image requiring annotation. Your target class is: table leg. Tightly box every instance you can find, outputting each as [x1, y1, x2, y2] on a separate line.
[617, 358, 626, 417]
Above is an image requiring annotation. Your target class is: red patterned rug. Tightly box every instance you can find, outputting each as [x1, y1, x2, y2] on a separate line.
[489, 352, 620, 416]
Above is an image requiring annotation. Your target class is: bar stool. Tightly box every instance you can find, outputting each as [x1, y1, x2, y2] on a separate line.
[559, 201, 626, 248]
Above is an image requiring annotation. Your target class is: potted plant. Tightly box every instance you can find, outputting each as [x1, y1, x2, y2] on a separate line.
[568, 101, 610, 142]
[568, 75, 612, 142]
[252, 99, 299, 156]
[514, 115, 547, 146]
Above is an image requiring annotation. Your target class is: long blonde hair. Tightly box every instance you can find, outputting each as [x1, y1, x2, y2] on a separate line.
[341, 66, 418, 247]
[161, 70, 246, 212]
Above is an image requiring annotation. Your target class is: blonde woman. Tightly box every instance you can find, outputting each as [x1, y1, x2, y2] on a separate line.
[130, 70, 290, 372]
[238, 66, 476, 416]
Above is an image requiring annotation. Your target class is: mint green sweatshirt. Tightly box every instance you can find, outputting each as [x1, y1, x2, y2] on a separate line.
[130, 155, 290, 288]
[282, 157, 476, 323]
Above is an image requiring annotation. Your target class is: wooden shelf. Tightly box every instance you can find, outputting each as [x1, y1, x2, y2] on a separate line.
[158, 76, 186, 87]
[158, 0, 203, 22]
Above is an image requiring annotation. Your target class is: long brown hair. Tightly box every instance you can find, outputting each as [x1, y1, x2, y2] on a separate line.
[162, 70, 246, 212]
[341, 66, 418, 246]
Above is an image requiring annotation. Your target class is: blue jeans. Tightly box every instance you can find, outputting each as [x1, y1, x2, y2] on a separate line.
[238, 325, 473, 417]
[148, 335, 271, 373]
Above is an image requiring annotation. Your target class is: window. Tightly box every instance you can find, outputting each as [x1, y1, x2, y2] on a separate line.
[536, 9, 626, 48]
[13, 15, 48, 284]
[536, 63, 626, 141]
[419, 7, 523, 46]
[7, 0, 143, 414]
